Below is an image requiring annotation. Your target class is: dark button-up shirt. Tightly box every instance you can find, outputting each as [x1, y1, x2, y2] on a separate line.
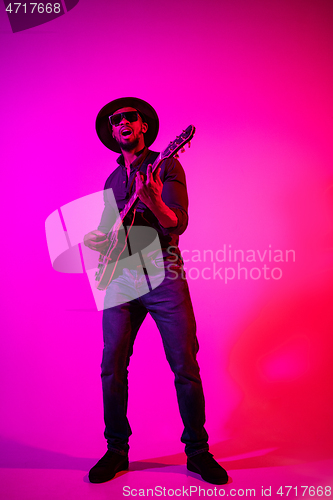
[98, 148, 189, 259]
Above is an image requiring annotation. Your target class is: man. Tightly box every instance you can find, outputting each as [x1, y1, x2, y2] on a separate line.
[84, 97, 228, 485]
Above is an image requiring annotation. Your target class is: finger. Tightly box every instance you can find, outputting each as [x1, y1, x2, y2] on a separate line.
[93, 234, 107, 242]
[90, 240, 108, 251]
[96, 240, 109, 248]
[136, 171, 142, 185]
[153, 166, 161, 181]
[153, 168, 163, 187]
[135, 172, 144, 193]
[89, 230, 107, 240]
[146, 164, 153, 184]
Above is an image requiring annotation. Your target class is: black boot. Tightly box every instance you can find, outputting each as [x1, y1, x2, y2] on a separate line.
[187, 451, 228, 485]
[89, 451, 129, 483]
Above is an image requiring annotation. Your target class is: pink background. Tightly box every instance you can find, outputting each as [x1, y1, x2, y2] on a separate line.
[1, 0, 333, 497]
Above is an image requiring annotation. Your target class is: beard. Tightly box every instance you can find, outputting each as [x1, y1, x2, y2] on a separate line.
[118, 136, 140, 152]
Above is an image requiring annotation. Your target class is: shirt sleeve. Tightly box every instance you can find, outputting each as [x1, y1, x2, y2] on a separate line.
[158, 156, 189, 236]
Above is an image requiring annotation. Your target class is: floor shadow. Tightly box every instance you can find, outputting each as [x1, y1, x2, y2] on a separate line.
[129, 461, 180, 471]
[0, 437, 190, 474]
[0, 436, 95, 470]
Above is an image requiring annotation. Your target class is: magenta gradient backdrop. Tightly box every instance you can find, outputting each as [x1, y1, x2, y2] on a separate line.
[1, 0, 333, 484]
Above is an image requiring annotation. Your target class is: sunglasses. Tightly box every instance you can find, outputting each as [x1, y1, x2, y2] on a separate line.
[109, 111, 140, 126]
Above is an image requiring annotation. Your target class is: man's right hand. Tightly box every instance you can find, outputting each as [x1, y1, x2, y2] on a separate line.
[83, 230, 109, 254]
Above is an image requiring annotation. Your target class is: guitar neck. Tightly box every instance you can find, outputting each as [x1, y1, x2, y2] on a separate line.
[109, 153, 162, 235]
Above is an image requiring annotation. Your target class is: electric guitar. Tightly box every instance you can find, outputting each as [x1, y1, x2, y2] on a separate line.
[95, 125, 196, 290]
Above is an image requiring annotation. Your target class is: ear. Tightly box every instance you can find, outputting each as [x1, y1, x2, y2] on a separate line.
[142, 121, 148, 134]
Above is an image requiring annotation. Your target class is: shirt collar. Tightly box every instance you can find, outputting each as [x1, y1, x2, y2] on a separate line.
[117, 147, 148, 171]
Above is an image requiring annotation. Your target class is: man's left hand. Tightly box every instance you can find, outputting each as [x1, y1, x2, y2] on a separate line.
[135, 164, 178, 228]
[135, 165, 163, 209]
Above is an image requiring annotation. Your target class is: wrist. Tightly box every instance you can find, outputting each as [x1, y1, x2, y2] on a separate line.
[156, 203, 178, 228]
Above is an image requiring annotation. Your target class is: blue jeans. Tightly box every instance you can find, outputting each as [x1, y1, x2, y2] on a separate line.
[101, 264, 209, 457]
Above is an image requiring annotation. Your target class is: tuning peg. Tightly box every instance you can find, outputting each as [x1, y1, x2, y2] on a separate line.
[181, 147, 185, 153]
[174, 153, 179, 159]
[188, 141, 191, 148]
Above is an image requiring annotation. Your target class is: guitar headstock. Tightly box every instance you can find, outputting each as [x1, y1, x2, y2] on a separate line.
[161, 125, 196, 160]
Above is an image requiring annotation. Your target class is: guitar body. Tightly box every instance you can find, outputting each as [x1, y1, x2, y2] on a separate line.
[95, 125, 196, 290]
[95, 211, 136, 290]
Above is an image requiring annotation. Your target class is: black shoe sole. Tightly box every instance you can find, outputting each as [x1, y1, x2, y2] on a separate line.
[89, 459, 129, 483]
[187, 461, 229, 485]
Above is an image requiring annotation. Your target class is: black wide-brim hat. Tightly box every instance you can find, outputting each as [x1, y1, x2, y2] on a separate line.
[95, 97, 159, 153]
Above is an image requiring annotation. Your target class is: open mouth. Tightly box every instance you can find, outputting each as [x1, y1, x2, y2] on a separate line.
[121, 129, 132, 137]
